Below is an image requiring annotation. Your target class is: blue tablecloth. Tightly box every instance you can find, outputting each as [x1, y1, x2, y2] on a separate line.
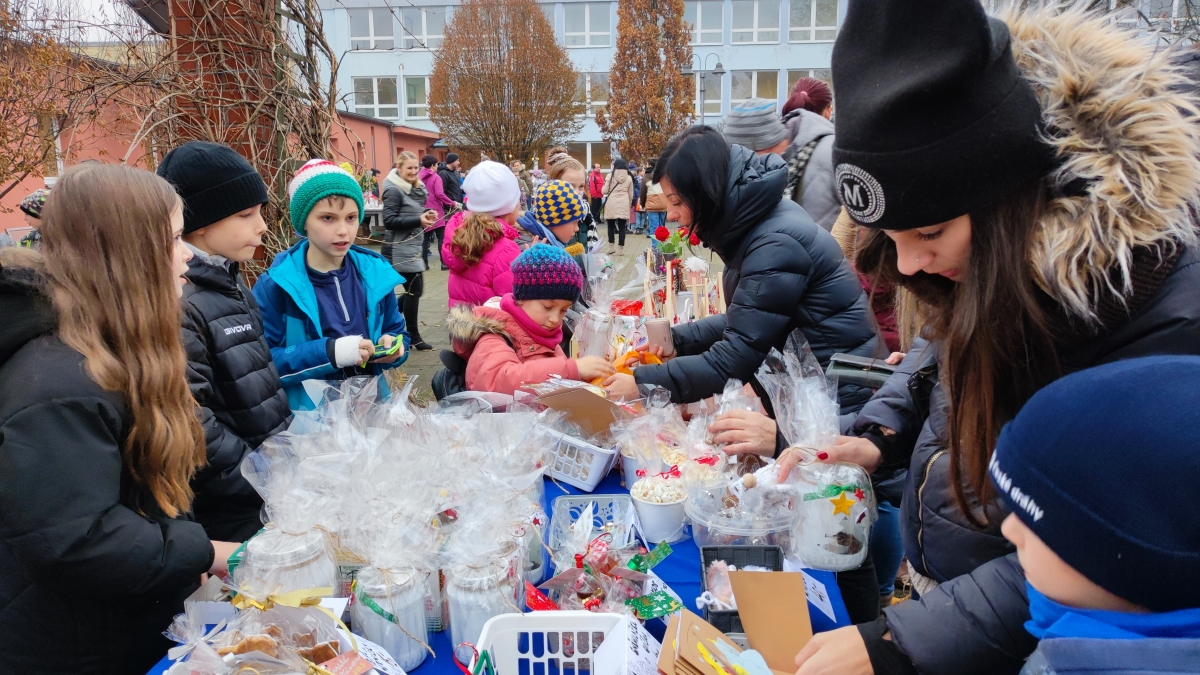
[150, 472, 849, 675]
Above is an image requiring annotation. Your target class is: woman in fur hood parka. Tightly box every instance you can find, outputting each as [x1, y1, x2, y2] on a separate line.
[791, 2, 1200, 675]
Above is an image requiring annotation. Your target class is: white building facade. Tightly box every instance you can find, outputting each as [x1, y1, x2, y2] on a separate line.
[318, 0, 847, 167]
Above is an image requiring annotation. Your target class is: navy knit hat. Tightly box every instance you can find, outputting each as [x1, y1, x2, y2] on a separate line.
[511, 244, 584, 303]
[989, 356, 1200, 612]
[156, 141, 269, 234]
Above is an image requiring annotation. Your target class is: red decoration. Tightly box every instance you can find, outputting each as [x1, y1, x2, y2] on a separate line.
[611, 299, 644, 316]
[695, 456, 720, 466]
[689, 232, 701, 246]
[654, 226, 670, 241]
[855, 488, 866, 501]
[525, 581, 559, 610]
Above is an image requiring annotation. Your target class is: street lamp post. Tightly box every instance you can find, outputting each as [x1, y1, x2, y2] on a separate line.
[682, 53, 725, 126]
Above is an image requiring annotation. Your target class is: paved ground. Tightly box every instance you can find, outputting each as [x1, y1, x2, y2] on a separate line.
[387, 229, 724, 399]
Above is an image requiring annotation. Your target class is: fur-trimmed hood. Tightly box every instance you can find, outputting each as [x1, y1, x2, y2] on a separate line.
[1001, 2, 1200, 322]
[446, 301, 561, 360]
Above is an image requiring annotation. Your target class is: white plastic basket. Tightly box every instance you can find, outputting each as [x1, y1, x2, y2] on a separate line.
[549, 495, 637, 555]
[547, 431, 619, 492]
[472, 612, 647, 675]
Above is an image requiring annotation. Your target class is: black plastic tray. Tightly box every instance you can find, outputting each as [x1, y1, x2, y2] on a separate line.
[699, 545, 785, 633]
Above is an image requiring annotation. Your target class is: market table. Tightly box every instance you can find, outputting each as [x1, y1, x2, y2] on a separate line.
[149, 471, 848, 675]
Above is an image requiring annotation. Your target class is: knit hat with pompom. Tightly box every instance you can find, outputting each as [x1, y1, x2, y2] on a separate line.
[287, 159, 364, 235]
[511, 243, 584, 303]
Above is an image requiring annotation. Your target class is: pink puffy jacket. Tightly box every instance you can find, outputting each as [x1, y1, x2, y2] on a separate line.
[448, 302, 579, 395]
[442, 210, 522, 307]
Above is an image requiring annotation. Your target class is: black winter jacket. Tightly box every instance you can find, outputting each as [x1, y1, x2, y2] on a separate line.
[0, 265, 213, 675]
[857, 246, 1200, 675]
[181, 253, 290, 542]
[438, 163, 462, 205]
[380, 171, 429, 275]
[633, 146, 879, 408]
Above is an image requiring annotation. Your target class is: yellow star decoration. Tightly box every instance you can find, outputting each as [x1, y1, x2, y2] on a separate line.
[831, 491, 856, 516]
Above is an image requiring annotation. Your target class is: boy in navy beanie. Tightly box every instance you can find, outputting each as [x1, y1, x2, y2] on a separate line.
[156, 141, 289, 542]
[989, 356, 1200, 674]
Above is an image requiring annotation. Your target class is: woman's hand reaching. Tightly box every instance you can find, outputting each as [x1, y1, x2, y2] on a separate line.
[709, 410, 777, 456]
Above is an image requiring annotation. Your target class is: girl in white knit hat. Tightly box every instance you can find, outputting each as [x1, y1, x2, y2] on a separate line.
[440, 160, 526, 307]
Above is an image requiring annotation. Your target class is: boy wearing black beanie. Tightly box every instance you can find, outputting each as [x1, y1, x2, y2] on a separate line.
[989, 356, 1200, 673]
[157, 141, 291, 542]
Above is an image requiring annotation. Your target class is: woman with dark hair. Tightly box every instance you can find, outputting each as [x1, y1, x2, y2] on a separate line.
[601, 158, 633, 255]
[787, 2, 1200, 674]
[604, 126, 879, 412]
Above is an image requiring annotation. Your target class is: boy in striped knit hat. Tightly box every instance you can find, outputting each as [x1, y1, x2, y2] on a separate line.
[253, 159, 410, 410]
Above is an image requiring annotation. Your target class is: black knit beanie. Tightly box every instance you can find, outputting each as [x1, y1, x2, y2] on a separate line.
[156, 141, 269, 234]
[830, 0, 1055, 230]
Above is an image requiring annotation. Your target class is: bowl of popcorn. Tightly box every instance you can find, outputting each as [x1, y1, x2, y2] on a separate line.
[630, 475, 688, 545]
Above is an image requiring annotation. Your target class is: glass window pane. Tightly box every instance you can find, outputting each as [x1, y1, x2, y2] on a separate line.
[590, 72, 610, 101]
[701, 1, 722, 30]
[756, 70, 777, 99]
[815, 28, 835, 40]
[699, 31, 719, 44]
[758, 29, 778, 41]
[427, 7, 446, 35]
[427, 37, 443, 48]
[684, 1, 697, 29]
[351, 38, 371, 50]
[375, 39, 394, 50]
[591, 142, 611, 169]
[813, 69, 832, 90]
[815, 0, 836, 25]
[401, 8, 423, 34]
[590, 32, 610, 46]
[731, 71, 753, 100]
[565, 4, 585, 32]
[349, 9, 369, 37]
[787, 70, 803, 91]
[406, 77, 426, 106]
[732, 30, 752, 41]
[542, 4, 555, 28]
[354, 78, 375, 105]
[759, 0, 779, 29]
[568, 143, 587, 165]
[566, 34, 586, 45]
[378, 107, 398, 118]
[378, 77, 398, 105]
[590, 3, 609, 32]
[791, 0, 812, 28]
[372, 8, 393, 36]
[731, 1, 753, 29]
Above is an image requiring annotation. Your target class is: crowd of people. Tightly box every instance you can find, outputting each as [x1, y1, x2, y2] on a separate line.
[2, 0, 1199, 673]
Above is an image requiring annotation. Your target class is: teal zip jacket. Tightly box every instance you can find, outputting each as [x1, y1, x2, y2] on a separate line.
[253, 241, 409, 410]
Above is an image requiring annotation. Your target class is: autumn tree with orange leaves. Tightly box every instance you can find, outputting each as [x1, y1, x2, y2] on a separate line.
[595, 0, 692, 162]
[429, 0, 580, 165]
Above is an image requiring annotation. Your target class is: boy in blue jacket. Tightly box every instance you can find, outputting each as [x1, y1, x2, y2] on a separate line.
[988, 356, 1200, 675]
[254, 159, 409, 410]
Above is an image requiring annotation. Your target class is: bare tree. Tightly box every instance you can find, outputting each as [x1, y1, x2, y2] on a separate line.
[429, 0, 581, 165]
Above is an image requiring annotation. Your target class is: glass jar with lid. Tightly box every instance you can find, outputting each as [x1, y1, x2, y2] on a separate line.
[446, 541, 522, 652]
[351, 566, 430, 671]
[239, 528, 338, 596]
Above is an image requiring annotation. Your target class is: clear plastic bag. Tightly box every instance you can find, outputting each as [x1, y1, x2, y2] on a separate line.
[756, 331, 875, 571]
[163, 603, 230, 675]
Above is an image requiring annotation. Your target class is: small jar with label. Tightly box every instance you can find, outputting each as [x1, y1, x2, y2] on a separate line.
[351, 566, 430, 671]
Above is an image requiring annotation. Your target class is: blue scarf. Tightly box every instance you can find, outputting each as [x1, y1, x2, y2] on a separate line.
[517, 212, 565, 249]
[1026, 583, 1200, 641]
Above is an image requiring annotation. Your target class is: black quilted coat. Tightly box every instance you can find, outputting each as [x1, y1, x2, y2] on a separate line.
[632, 145, 879, 408]
[181, 255, 290, 542]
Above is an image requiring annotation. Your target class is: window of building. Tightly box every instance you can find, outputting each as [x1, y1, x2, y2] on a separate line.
[731, 0, 779, 43]
[683, 1, 723, 44]
[567, 142, 588, 166]
[695, 72, 721, 116]
[348, 8, 394, 50]
[564, 3, 611, 47]
[574, 72, 610, 116]
[400, 6, 447, 49]
[786, 68, 832, 93]
[731, 70, 779, 106]
[590, 141, 612, 169]
[405, 76, 429, 119]
[353, 77, 398, 119]
[788, 0, 837, 42]
[542, 3, 556, 30]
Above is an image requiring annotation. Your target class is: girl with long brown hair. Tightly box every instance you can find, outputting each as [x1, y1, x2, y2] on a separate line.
[0, 164, 237, 674]
[789, 2, 1200, 674]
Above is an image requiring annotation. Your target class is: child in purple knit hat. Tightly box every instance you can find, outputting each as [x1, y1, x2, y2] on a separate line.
[446, 244, 615, 394]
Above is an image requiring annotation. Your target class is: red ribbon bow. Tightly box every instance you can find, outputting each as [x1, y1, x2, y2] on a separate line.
[635, 465, 682, 479]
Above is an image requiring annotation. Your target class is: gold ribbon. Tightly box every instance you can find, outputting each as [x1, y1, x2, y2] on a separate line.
[229, 586, 358, 652]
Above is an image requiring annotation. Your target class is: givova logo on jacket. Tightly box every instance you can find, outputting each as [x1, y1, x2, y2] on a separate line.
[835, 164, 886, 224]
[224, 323, 253, 336]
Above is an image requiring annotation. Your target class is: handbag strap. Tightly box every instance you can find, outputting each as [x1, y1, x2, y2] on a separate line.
[782, 138, 821, 201]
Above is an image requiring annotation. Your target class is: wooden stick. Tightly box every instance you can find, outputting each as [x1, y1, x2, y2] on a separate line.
[643, 247, 655, 317]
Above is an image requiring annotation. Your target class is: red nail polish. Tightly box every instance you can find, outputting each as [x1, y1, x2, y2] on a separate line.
[817, 452, 829, 460]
